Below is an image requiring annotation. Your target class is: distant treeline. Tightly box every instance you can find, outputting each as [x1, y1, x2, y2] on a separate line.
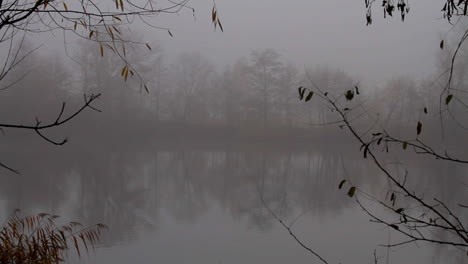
[1, 40, 467, 143]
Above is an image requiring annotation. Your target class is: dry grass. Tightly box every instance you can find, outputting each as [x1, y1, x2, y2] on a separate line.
[0, 209, 107, 264]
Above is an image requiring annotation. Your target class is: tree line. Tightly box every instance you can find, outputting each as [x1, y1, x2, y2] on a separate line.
[1, 38, 465, 138]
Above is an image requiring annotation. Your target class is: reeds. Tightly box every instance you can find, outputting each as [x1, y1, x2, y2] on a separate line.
[0, 209, 107, 264]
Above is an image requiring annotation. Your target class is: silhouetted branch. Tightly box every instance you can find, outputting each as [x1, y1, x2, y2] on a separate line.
[259, 195, 329, 264]
[0, 93, 101, 131]
[0, 93, 101, 173]
[0, 160, 19, 174]
[297, 84, 468, 253]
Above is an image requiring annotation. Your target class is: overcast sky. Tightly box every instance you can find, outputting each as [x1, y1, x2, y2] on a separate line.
[33, 0, 454, 88]
[146, 0, 452, 86]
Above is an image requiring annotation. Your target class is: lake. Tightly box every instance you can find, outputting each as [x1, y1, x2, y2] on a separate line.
[0, 137, 465, 264]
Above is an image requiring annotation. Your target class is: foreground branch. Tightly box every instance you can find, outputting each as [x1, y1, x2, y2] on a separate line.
[0, 93, 101, 173]
[297, 84, 468, 252]
[259, 195, 329, 264]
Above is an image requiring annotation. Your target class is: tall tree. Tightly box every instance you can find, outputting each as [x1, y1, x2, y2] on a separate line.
[249, 49, 283, 126]
[172, 52, 213, 122]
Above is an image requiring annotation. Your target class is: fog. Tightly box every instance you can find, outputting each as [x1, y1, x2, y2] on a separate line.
[0, 1, 467, 264]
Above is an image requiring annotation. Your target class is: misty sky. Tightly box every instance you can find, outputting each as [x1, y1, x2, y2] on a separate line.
[31, 0, 453, 87]
[150, 0, 451, 85]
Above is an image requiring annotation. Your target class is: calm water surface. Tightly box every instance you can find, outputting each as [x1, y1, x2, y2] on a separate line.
[0, 140, 465, 264]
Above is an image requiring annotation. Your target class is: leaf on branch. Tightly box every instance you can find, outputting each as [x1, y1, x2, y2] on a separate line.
[440, 39, 444, 50]
[168, 30, 173, 37]
[100, 44, 104, 57]
[44, 1, 48, 9]
[345, 90, 354, 101]
[377, 137, 382, 145]
[424, 107, 427, 114]
[119, 0, 124, 11]
[366, 13, 373, 25]
[112, 26, 121, 35]
[390, 224, 399, 230]
[113, 16, 122, 21]
[144, 85, 149, 94]
[338, 179, 347, 189]
[305, 91, 314, 102]
[121, 65, 127, 76]
[107, 26, 115, 39]
[79, 20, 87, 29]
[355, 85, 360, 95]
[445, 94, 453, 105]
[363, 144, 369, 158]
[347, 186, 356, 197]
[416, 121, 422, 135]
[104, 44, 115, 53]
[89, 31, 94, 39]
[63, 3, 68, 11]
[403, 141, 408, 150]
[73, 22, 77, 31]
[145, 43, 152, 51]
[298, 86, 306, 100]
[395, 208, 404, 214]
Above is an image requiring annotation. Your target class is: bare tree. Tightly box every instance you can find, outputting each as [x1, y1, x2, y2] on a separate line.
[249, 48, 283, 127]
[0, 0, 221, 173]
[261, 2, 468, 262]
[172, 52, 213, 122]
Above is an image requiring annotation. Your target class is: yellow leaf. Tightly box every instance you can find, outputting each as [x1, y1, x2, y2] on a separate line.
[80, 20, 87, 29]
[89, 31, 94, 39]
[73, 22, 77, 31]
[100, 44, 104, 57]
[115, 0, 119, 10]
[104, 44, 115, 53]
[124, 68, 129, 81]
[145, 43, 152, 50]
[129, 70, 134, 76]
[119, 0, 124, 11]
[63, 2, 68, 11]
[122, 45, 126, 57]
[107, 26, 114, 39]
[121, 65, 127, 76]
[44, 1, 48, 9]
[113, 16, 122, 21]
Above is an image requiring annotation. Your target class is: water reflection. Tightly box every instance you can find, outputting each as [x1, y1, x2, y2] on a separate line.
[0, 139, 465, 263]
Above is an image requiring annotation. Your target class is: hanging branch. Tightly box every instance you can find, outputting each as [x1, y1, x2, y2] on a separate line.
[297, 82, 468, 252]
